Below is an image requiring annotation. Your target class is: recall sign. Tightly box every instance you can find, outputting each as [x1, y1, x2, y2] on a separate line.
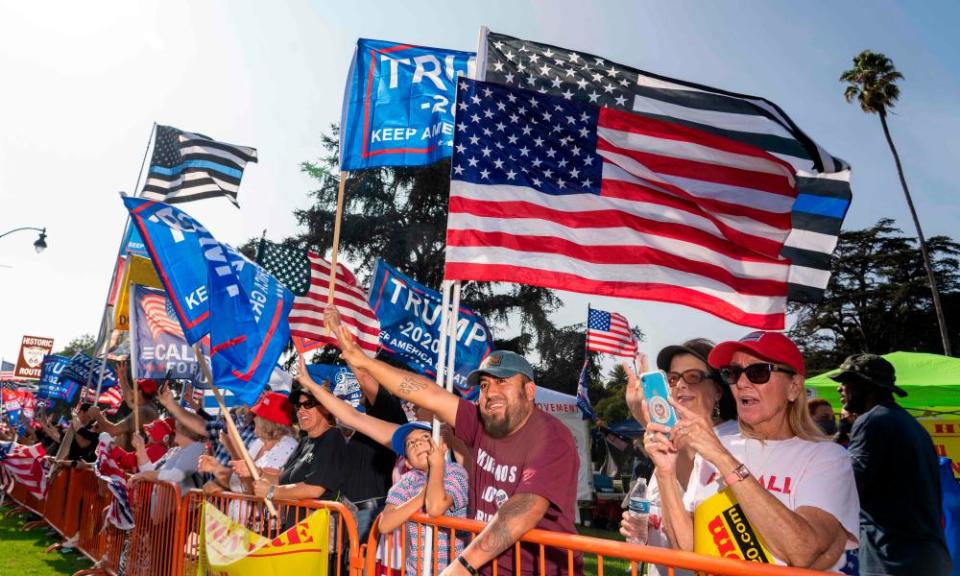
[14, 335, 55, 379]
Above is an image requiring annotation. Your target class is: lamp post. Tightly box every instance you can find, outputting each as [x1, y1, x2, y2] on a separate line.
[0, 227, 48, 253]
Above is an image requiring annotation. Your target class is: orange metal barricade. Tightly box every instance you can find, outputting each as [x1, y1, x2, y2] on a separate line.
[177, 489, 364, 576]
[364, 512, 836, 576]
[37, 464, 71, 535]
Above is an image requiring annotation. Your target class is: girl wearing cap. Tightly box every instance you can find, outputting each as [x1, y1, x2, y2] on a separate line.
[129, 420, 205, 495]
[620, 339, 737, 575]
[644, 331, 859, 571]
[379, 422, 469, 575]
[199, 392, 298, 499]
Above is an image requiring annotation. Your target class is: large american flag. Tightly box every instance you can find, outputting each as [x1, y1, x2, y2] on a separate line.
[140, 292, 184, 340]
[586, 308, 637, 357]
[140, 125, 258, 207]
[0, 441, 47, 499]
[256, 241, 381, 354]
[481, 31, 851, 303]
[446, 78, 795, 329]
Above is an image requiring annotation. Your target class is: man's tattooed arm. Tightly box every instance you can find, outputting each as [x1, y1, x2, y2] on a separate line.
[398, 375, 428, 397]
[460, 493, 551, 569]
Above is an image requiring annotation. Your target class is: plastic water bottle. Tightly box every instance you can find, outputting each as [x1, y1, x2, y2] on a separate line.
[623, 478, 651, 544]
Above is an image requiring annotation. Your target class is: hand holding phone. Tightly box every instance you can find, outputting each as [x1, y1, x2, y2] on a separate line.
[642, 370, 677, 432]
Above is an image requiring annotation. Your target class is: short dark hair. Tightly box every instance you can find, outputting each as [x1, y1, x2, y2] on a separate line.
[807, 398, 832, 415]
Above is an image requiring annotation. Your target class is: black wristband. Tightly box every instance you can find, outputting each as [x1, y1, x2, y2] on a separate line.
[457, 555, 479, 576]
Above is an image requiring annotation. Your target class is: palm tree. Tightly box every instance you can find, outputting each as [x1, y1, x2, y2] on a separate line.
[841, 50, 951, 356]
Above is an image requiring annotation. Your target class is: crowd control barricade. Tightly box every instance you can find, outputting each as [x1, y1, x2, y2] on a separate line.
[35, 463, 73, 535]
[178, 489, 364, 576]
[364, 512, 836, 576]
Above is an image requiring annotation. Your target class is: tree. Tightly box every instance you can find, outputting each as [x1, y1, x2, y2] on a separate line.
[292, 125, 564, 360]
[841, 50, 952, 355]
[594, 363, 630, 424]
[789, 219, 960, 373]
[54, 334, 96, 357]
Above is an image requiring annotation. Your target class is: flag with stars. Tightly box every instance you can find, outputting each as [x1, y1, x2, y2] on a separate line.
[586, 308, 637, 358]
[445, 78, 796, 329]
[256, 240, 381, 355]
[141, 125, 258, 207]
[481, 30, 852, 304]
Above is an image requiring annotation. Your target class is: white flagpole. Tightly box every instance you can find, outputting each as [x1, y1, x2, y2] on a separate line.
[445, 282, 461, 396]
[431, 281, 452, 442]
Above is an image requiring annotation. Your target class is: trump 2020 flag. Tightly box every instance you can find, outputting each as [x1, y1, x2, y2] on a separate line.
[61, 353, 118, 389]
[368, 259, 492, 400]
[37, 355, 71, 402]
[340, 38, 475, 170]
[123, 197, 215, 343]
[207, 244, 293, 406]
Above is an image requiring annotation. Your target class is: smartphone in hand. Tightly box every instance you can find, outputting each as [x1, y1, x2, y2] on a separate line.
[642, 370, 677, 431]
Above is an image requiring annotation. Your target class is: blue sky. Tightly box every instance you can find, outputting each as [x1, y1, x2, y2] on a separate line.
[1, 0, 957, 368]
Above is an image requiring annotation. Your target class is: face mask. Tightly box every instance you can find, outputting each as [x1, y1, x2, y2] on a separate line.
[816, 418, 837, 436]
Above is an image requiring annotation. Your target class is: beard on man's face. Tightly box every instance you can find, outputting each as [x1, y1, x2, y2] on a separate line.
[481, 387, 532, 438]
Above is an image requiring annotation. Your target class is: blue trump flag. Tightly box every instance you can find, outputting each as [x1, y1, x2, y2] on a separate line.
[576, 353, 596, 421]
[305, 364, 364, 411]
[123, 196, 217, 344]
[62, 353, 118, 389]
[207, 242, 293, 406]
[368, 259, 492, 400]
[340, 38, 475, 170]
[37, 355, 71, 402]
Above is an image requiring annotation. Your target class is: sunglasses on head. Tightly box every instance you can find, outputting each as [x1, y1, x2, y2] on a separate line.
[719, 363, 796, 385]
[666, 369, 713, 387]
[295, 397, 319, 410]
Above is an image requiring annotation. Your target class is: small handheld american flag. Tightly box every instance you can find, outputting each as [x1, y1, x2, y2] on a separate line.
[586, 308, 637, 358]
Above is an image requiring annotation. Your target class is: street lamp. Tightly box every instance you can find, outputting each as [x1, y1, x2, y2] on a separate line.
[0, 227, 48, 253]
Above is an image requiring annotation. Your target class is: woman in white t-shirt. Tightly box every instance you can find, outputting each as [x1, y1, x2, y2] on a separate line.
[620, 339, 738, 576]
[644, 331, 859, 572]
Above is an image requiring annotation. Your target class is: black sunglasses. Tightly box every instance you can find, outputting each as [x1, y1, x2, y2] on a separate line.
[720, 363, 795, 385]
[295, 397, 319, 410]
[666, 369, 713, 387]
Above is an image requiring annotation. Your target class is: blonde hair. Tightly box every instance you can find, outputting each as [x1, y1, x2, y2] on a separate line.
[740, 376, 828, 442]
[255, 416, 295, 441]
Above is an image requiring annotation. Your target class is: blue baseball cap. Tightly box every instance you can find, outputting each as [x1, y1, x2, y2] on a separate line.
[466, 350, 535, 388]
[391, 421, 432, 456]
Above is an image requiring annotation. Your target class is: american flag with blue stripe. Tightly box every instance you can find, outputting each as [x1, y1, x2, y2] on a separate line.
[141, 125, 258, 207]
[445, 78, 799, 329]
[481, 31, 852, 303]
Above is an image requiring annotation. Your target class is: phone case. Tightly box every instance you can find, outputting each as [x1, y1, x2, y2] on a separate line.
[641, 370, 677, 430]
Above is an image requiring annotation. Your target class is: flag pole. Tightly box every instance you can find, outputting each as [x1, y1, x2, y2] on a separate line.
[192, 343, 278, 517]
[431, 281, 452, 443]
[129, 287, 140, 435]
[325, 172, 349, 335]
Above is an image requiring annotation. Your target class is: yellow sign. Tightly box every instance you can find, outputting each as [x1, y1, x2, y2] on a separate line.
[201, 503, 330, 576]
[693, 488, 773, 567]
[920, 418, 960, 479]
[114, 255, 162, 331]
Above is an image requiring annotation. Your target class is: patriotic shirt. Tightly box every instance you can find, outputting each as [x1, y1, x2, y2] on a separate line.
[384, 463, 469, 575]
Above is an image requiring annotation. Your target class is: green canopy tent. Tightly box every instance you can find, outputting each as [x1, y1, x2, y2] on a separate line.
[806, 351, 960, 416]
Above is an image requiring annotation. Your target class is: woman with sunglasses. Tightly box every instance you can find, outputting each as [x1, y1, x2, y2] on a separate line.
[645, 331, 859, 571]
[620, 339, 737, 576]
[253, 387, 346, 510]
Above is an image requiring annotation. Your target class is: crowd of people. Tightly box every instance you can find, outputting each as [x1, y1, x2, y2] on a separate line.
[2, 308, 957, 576]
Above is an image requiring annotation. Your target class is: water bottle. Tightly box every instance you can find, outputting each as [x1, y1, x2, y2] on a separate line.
[623, 478, 651, 544]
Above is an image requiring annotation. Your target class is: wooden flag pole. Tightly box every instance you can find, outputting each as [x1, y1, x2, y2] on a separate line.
[133, 378, 140, 437]
[325, 171, 349, 334]
[193, 344, 278, 517]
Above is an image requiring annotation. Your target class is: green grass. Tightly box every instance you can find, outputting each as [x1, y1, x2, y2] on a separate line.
[0, 508, 92, 575]
[577, 525, 638, 575]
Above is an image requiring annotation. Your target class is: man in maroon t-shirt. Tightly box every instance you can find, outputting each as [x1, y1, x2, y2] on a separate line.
[329, 310, 580, 576]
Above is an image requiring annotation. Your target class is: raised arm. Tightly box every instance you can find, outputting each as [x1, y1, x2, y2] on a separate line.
[296, 356, 400, 447]
[328, 308, 459, 426]
[157, 384, 209, 437]
[88, 406, 126, 437]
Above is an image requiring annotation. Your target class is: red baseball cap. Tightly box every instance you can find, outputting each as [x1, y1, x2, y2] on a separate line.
[138, 379, 161, 396]
[708, 331, 805, 377]
[145, 417, 175, 444]
[251, 392, 293, 427]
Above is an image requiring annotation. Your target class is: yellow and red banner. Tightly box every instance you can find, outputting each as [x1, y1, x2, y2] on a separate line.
[201, 503, 330, 576]
[920, 418, 960, 478]
[693, 488, 773, 566]
[114, 255, 163, 331]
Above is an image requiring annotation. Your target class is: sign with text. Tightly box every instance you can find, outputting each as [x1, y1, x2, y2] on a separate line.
[340, 38, 475, 170]
[368, 259, 492, 400]
[14, 335, 54, 379]
[132, 285, 204, 381]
